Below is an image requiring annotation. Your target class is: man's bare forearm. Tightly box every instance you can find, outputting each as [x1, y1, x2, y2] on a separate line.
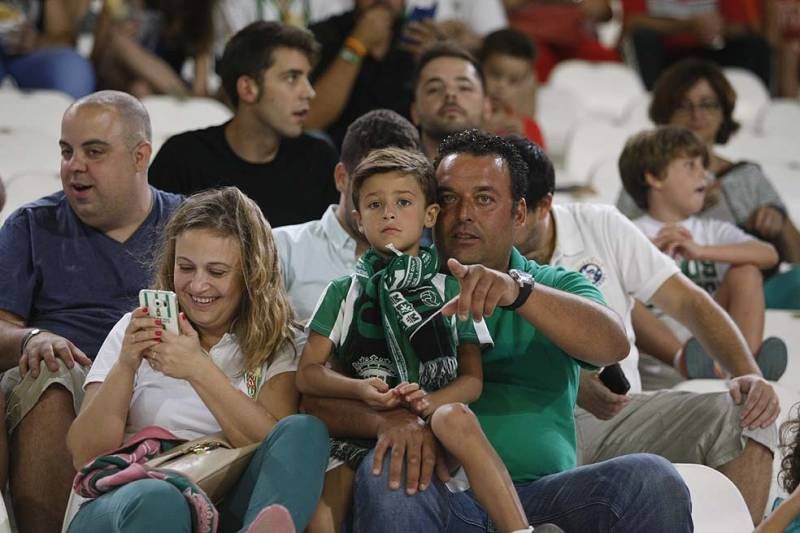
[651, 275, 759, 376]
[300, 394, 417, 439]
[686, 294, 760, 376]
[305, 57, 361, 130]
[0, 312, 27, 370]
[631, 299, 682, 366]
[517, 284, 630, 366]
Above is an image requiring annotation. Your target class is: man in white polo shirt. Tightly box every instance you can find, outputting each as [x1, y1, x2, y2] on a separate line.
[509, 136, 779, 526]
[273, 109, 422, 322]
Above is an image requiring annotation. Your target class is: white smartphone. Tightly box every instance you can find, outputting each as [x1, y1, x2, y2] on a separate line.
[138, 289, 180, 334]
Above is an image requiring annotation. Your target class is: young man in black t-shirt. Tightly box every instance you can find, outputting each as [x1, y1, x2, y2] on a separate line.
[149, 21, 338, 228]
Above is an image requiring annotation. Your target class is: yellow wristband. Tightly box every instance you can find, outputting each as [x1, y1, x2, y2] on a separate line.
[345, 36, 368, 58]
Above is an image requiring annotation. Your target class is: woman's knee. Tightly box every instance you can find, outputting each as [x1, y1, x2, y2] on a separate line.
[267, 414, 328, 453]
[116, 479, 191, 529]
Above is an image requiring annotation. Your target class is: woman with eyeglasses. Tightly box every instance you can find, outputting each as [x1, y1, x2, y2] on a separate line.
[617, 58, 800, 310]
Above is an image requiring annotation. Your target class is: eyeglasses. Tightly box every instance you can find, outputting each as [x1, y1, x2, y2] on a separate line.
[675, 100, 722, 115]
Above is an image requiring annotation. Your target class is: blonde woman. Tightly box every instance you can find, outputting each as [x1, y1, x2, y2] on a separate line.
[66, 187, 328, 532]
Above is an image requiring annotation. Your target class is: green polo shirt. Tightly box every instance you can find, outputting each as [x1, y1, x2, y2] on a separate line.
[472, 248, 606, 483]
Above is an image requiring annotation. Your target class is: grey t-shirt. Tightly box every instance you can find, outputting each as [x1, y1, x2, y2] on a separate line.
[617, 161, 786, 227]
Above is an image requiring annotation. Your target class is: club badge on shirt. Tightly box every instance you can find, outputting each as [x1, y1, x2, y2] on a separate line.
[578, 258, 606, 287]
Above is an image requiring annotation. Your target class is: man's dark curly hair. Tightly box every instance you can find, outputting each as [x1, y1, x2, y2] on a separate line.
[779, 403, 800, 494]
[505, 135, 553, 208]
[434, 129, 528, 205]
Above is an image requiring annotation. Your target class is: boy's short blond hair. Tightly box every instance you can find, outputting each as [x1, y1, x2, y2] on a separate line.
[351, 147, 437, 211]
[619, 126, 709, 210]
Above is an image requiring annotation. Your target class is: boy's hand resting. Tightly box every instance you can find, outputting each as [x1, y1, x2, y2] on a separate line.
[394, 382, 433, 418]
[359, 377, 401, 410]
[652, 224, 703, 260]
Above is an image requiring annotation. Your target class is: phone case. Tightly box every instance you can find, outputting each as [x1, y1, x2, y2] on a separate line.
[598, 363, 631, 395]
[138, 289, 180, 334]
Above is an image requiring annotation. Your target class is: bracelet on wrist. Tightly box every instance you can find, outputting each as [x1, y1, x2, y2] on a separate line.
[345, 36, 368, 57]
[339, 47, 363, 65]
[20, 328, 45, 355]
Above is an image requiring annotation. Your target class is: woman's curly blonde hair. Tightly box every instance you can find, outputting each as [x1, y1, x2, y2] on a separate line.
[152, 187, 297, 372]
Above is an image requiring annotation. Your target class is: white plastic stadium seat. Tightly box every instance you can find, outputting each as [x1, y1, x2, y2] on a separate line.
[586, 156, 623, 205]
[0, 127, 60, 181]
[0, 89, 72, 132]
[143, 95, 232, 139]
[548, 60, 645, 124]
[144, 96, 232, 155]
[759, 162, 800, 221]
[717, 129, 800, 169]
[562, 119, 632, 186]
[758, 99, 800, 138]
[535, 85, 585, 160]
[723, 68, 770, 132]
[674, 463, 753, 532]
[1, 173, 61, 223]
[619, 92, 654, 132]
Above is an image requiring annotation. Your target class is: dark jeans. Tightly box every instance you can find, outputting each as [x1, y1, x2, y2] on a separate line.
[353, 449, 693, 532]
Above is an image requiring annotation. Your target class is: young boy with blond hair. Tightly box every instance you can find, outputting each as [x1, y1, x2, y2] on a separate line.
[297, 147, 532, 533]
[619, 125, 787, 380]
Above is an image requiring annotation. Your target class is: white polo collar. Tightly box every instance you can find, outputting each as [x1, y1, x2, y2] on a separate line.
[320, 205, 355, 251]
[550, 204, 587, 263]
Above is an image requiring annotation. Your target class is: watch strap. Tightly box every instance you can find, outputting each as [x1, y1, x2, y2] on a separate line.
[500, 270, 534, 311]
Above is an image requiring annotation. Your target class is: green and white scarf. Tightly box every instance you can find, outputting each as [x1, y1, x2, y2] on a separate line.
[331, 245, 459, 467]
[344, 245, 458, 390]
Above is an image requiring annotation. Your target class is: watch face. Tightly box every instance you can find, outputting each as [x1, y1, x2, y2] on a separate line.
[510, 269, 532, 285]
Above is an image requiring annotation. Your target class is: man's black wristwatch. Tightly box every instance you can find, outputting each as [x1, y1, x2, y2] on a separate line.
[500, 269, 535, 311]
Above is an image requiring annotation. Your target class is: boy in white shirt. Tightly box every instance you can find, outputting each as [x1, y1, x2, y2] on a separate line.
[619, 126, 787, 380]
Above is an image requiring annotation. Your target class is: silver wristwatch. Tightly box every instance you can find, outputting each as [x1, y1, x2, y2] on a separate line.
[500, 269, 535, 311]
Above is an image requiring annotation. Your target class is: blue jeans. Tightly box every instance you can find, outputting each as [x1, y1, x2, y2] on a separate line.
[68, 414, 329, 533]
[353, 450, 692, 532]
[0, 46, 95, 98]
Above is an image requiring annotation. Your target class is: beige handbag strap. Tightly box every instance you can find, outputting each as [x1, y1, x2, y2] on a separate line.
[145, 433, 231, 468]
